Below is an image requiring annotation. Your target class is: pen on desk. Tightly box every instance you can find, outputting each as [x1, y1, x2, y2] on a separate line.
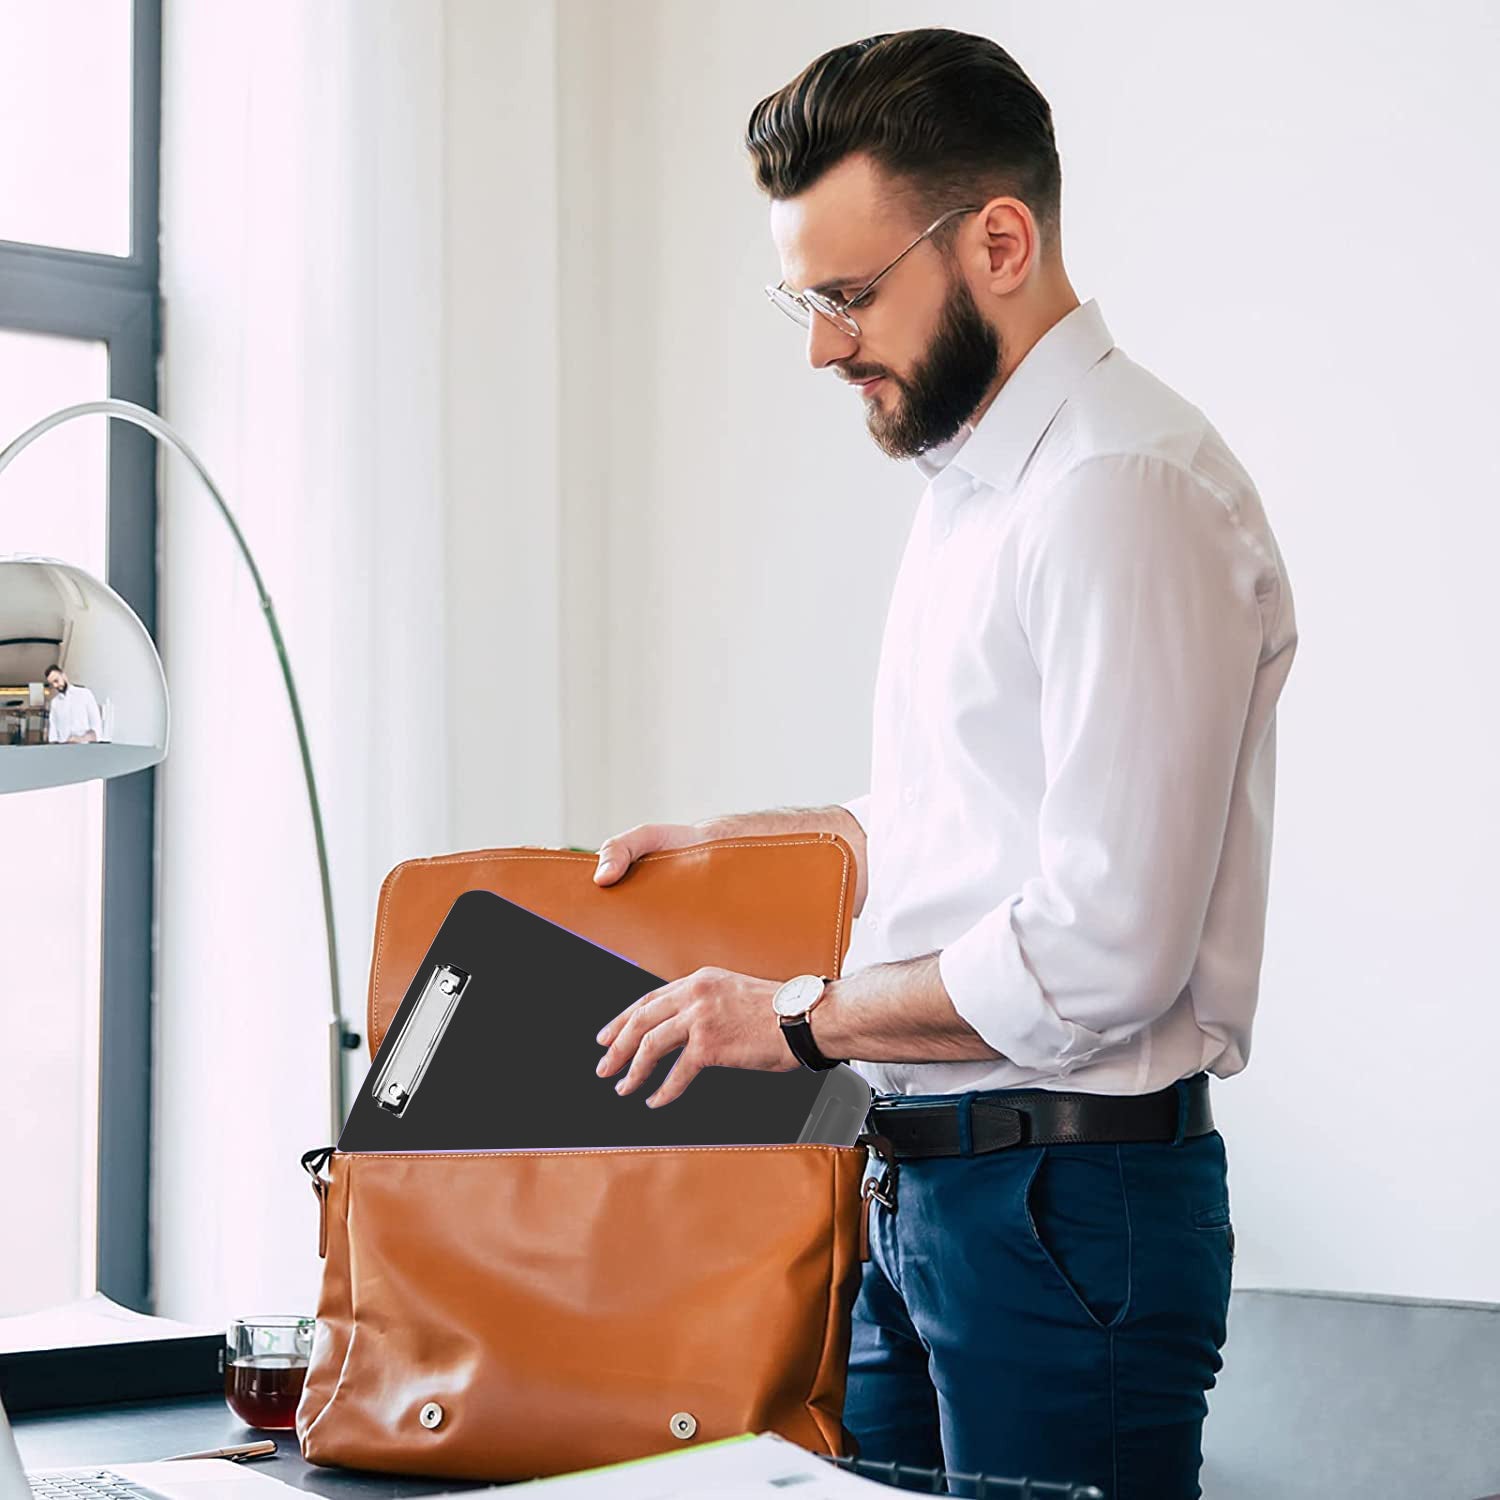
[160, 1439, 278, 1462]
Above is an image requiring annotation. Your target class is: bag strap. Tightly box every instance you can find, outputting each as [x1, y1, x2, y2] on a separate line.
[302, 1146, 335, 1258]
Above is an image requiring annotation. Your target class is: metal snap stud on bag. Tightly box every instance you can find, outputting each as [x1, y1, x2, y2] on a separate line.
[419, 1402, 444, 1429]
[669, 1411, 697, 1440]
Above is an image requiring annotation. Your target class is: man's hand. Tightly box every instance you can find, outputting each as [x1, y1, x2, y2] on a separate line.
[592, 805, 869, 913]
[593, 822, 714, 885]
[595, 965, 800, 1108]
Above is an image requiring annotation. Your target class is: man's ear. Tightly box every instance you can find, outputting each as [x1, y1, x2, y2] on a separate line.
[973, 196, 1035, 295]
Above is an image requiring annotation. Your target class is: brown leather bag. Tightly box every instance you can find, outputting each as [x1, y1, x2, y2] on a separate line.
[297, 832, 870, 1482]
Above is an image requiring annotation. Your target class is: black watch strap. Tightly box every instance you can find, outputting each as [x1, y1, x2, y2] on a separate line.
[780, 1013, 845, 1071]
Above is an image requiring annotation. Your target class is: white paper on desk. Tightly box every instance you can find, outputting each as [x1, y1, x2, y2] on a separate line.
[0, 1292, 209, 1354]
[419, 1432, 895, 1498]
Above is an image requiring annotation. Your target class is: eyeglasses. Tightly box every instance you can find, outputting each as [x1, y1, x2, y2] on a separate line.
[765, 206, 982, 339]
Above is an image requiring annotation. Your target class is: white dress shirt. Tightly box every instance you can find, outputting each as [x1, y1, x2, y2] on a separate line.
[46, 683, 103, 743]
[840, 298, 1297, 1098]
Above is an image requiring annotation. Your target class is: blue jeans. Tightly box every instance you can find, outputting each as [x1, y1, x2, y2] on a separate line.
[845, 1113, 1234, 1499]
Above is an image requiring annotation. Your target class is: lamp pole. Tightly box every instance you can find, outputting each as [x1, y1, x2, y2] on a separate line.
[0, 398, 354, 1139]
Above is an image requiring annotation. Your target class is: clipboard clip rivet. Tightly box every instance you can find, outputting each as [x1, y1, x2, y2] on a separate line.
[419, 1402, 445, 1430]
[669, 1411, 697, 1440]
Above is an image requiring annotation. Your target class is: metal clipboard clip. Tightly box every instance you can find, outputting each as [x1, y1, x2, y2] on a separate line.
[370, 963, 471, 1116]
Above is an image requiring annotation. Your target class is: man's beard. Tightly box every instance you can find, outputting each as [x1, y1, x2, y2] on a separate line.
[856, 273, 1000, 461]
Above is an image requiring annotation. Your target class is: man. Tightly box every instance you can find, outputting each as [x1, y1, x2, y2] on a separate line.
[593, 28, 1296, 1499]
[44, 665, 103, 745]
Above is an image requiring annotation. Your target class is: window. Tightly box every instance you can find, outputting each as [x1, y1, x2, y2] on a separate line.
[0, 0, 161, 1323]
[0, 3, 135, 257]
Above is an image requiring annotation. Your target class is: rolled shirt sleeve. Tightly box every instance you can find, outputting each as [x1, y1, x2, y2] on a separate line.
[937, 453, 1270, 1074]
[840, 791, 874, 837]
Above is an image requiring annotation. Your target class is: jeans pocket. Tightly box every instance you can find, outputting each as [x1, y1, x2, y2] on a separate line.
[1022, 1145, 1132, 1331]
[1192, 1191, 1235, 1266]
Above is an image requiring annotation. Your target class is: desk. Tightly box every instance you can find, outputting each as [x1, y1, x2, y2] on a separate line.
[11, 1395, 491, 1496]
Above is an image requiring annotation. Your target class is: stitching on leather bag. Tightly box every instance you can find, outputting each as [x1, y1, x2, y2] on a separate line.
[330, 1143, 860, 1161]
[371, 838, 852, 1047]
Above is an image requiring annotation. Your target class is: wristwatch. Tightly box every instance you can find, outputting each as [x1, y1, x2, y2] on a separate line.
[772, 973, 845, 1071]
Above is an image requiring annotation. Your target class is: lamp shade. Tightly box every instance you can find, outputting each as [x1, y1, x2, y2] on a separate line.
[0, 554, 169, 793]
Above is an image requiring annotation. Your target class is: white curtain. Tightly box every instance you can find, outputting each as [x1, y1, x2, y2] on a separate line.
[155, 0, 449, 1321]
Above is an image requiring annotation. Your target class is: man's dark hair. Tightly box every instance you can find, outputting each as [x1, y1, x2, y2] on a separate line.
[745, 29, 1061, 247]
[44, 663, 62, 678]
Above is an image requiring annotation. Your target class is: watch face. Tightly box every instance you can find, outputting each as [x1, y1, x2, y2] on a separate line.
[773, 973, 824, 1018]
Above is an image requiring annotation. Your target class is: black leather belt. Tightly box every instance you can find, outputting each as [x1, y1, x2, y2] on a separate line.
[857, 1074, 1214, 1215]
[862, 1073, 1213, 1161]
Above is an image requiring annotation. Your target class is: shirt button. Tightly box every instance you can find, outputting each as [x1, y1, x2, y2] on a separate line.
[901, 784, 917, 804]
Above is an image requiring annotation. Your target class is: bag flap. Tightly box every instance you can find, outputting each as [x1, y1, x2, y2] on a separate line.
[364, 831, 856, 1055]
[297, 1143, 865, 1478]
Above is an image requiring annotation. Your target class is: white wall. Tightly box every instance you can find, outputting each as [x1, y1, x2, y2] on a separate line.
[551, 1, 914, 837]
[515, 1, 1500, 1300]
[444, 0, 567, 850]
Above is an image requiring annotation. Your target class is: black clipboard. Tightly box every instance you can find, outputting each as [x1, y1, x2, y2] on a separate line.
[337, 888, 870, 1152]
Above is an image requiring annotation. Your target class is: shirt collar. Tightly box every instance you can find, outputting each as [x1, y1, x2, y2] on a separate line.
[913, 298, 1116, 492]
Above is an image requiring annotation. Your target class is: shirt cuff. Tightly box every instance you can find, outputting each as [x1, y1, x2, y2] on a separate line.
[938, 898, 1107, 1075]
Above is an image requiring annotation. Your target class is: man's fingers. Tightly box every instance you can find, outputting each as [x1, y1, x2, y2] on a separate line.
[593, 835, 632, 885]
[596, 982, 677, 1062]
[616, 1017, 690, 1097]
[646, 1049, 706, 1109]
[595, 822, 709, 885]
[597, 967, 716, 1066]
[594, 825, 657, 885]
[595, 1008, 630, 1051]
[595, 998, 643, 1053]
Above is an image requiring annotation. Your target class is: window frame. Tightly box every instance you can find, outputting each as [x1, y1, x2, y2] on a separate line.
[0, 0, 162, 1318]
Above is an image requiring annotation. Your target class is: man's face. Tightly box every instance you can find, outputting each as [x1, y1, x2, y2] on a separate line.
[46, 670, 67, 694]
[770, 154, 1000, 460]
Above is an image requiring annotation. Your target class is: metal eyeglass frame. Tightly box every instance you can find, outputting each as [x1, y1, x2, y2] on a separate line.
[765, 205, 982, 338]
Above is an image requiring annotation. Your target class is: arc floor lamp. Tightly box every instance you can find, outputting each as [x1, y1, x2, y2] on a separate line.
[0, 398, 355, 1139]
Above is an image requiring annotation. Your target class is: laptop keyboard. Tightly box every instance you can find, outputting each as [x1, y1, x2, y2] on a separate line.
[28, 1473, 164, 1500]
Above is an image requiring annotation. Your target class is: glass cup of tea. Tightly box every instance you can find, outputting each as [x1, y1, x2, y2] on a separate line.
[224, 1316, 315, 1430]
